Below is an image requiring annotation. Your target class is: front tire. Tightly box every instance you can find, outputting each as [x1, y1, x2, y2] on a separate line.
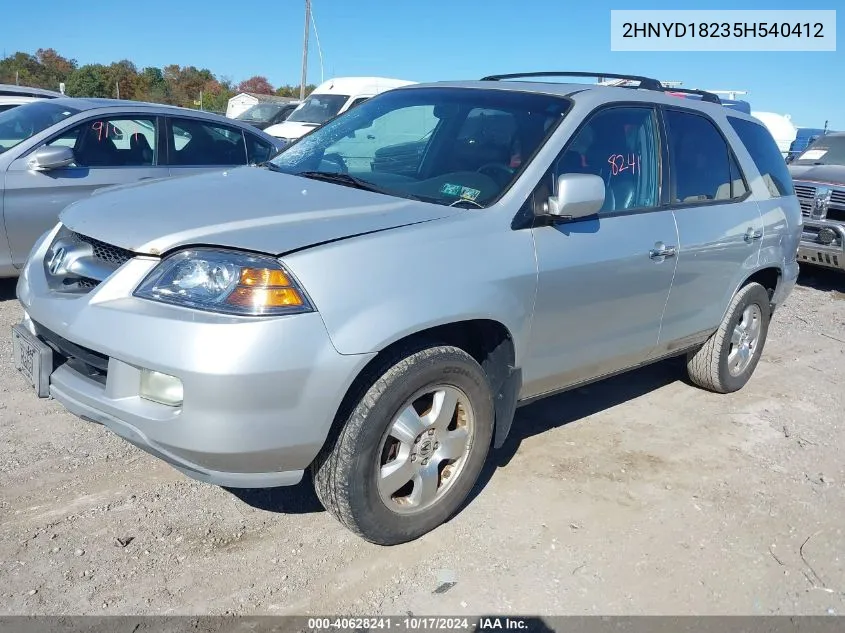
[312, 344, 494, 545]
[686, 282, 771, 393]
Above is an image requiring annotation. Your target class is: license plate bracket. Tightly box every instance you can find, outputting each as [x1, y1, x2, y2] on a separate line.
[11, 324, 53, 398]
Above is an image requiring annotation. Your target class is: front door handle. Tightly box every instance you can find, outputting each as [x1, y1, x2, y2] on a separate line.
[745, 227, 764, 242]
[649, 244, 677, 260]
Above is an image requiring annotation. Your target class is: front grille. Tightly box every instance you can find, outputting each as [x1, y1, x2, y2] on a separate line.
[831, 189, 845, 207]
[72, 232, 134, 268]
[794, 184, 815, 217]
[44, 229, 137, 294]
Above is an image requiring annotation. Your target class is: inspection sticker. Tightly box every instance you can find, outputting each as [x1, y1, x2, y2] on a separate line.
[800, 149, 828, 160]
[459, 187, 481, 201]
[441, 183, 462, 196]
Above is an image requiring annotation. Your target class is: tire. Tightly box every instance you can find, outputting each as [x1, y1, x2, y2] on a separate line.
[312, 344, 494, 545]
[686, 282, 771, 394]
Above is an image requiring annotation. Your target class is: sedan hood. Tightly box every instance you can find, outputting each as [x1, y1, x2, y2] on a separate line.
[788, 164, 845, 186]
[59, 166, 457, 256]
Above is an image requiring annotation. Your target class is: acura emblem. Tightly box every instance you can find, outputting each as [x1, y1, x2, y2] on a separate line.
[47, 245, 67, 275]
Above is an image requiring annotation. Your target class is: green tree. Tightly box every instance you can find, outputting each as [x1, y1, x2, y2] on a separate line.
[0, 52, 43, 86]
[137, 67, 171, 104]
[275, 84, 316, 98]
[104, 59, 139, 99]
[65, 64, 110, 98]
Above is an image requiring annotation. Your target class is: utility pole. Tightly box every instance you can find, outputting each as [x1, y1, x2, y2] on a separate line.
[116, 81, 120, 99]
[299, 0, 311, 100]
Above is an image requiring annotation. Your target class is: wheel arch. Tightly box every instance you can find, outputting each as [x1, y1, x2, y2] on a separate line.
[317, 318, 521, 468]
[723, 266, 782, 321]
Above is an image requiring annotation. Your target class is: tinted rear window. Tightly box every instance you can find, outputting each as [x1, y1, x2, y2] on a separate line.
[728, 117, 793, 197]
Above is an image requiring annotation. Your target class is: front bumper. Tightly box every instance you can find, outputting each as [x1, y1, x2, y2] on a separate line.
[15, 231, 375, 488]
[797, 220, 845, 271]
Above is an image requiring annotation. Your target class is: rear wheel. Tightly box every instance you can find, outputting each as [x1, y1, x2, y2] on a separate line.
[686, 282, 771, 393]
[312, 344, 494, 545]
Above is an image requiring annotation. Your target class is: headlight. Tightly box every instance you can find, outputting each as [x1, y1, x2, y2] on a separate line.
[133, 249, 313, 316]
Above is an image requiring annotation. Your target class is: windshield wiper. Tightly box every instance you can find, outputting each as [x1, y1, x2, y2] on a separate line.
[296, 171, 387, 193]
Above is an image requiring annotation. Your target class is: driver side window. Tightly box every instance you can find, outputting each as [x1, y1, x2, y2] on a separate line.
[554, 106, 660, 213]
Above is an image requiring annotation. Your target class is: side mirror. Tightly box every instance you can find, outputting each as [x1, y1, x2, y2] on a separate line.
[28, 145, 75, 171]
[545, 173, 605, 220]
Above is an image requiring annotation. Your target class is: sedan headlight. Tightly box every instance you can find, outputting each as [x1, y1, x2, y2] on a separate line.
[134, 249, 313, 316]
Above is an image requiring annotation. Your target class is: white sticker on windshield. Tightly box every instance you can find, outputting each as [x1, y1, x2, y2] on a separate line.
[800, 149, 828, 160]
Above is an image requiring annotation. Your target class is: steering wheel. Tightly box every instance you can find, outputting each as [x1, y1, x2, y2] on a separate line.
[476, 162, 514, 184]
[320, 152, 348, 174]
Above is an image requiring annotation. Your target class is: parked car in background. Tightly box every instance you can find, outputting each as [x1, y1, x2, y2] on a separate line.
[0, 83, 63, 113]
[234, 101, 300, 130]
[789, 132, 845, 271]
[786, 128, 836, 163]
[0, 98, 285, 277]
[264, 77, 416, 145]
[12, 72, 800, 545]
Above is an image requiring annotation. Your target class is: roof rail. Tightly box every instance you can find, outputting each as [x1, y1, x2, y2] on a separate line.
[480, 72, 664, 91]
[664, 88, 722, 104]
[479, 72, 723, 105]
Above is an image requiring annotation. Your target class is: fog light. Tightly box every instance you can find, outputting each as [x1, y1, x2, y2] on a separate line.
[140, 370, 183, 406]
[818, 227, 836, 245]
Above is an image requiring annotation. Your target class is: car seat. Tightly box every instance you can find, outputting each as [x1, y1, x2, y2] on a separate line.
[129, 133, 153, 165]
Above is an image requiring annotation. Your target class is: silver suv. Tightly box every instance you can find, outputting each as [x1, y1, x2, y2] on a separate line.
[12, 72, 802, 545]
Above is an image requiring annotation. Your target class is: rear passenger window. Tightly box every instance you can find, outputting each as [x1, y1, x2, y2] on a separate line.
[728, 117, 794, 197]
[665, 110, 746, 203]
[555, 106, 660, 213]
[168, 118, 247, 166]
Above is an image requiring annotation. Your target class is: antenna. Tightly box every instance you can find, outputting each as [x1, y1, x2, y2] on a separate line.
[299, 0, 311, 100]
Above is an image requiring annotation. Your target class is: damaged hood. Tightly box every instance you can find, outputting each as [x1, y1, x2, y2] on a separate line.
[60, 166, 457, 256]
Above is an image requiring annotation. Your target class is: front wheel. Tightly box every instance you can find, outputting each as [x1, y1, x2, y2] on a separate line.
[312, 344, 494, 545]
[686, 281, 771, 393]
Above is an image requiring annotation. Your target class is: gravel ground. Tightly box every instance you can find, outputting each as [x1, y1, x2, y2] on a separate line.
[1, 268, 844, 616]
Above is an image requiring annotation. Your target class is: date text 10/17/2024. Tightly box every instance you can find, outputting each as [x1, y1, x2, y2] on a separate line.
[306, 617, 531, 630]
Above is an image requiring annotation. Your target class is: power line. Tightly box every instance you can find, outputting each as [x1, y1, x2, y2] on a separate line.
[310, 1, 325, 85]
[299, 0, 311, 100]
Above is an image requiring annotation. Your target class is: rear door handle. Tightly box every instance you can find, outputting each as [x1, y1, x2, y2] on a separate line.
[649, 244, 677, 259]
[745, 227, 763, 242]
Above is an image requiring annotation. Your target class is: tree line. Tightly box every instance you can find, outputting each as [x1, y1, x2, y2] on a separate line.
[0, 49, 317, 113]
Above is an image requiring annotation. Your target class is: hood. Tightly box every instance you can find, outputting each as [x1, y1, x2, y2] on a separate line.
[788, 163, 845, 187]
[264, 120, 320, 140]
[59, 166, 457, 256]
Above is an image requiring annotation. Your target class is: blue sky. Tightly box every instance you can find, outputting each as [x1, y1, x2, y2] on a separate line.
[4, 0, 843, 128]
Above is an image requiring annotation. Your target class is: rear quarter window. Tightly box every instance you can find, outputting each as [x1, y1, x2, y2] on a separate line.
[728, 117, 794, 198]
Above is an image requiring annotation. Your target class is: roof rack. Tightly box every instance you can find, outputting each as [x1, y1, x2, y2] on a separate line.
[480, 72, 664, 91]
[479, 72, 723, 104]
[664, 88, 721, 104]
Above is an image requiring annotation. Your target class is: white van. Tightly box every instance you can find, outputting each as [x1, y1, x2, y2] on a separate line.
[264, 76, 416, 143]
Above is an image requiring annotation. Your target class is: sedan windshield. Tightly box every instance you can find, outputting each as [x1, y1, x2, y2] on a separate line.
[270, 87, 570, 207]
[286, 94, 349, 125]
[793, 135, 845, 166]
[237, 103, 285, 122]
[0, 101, 80, 154]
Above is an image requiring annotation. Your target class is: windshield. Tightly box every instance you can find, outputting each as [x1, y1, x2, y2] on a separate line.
[793, 135, 845, 166]
[286, 94, 350, 125]
[236, 103, 285, 122]
[270, 87, 570, 207]
[0, 101, 79, 154]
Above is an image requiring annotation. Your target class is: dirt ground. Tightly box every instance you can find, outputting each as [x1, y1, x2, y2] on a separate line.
[1, 268, 844, 616]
